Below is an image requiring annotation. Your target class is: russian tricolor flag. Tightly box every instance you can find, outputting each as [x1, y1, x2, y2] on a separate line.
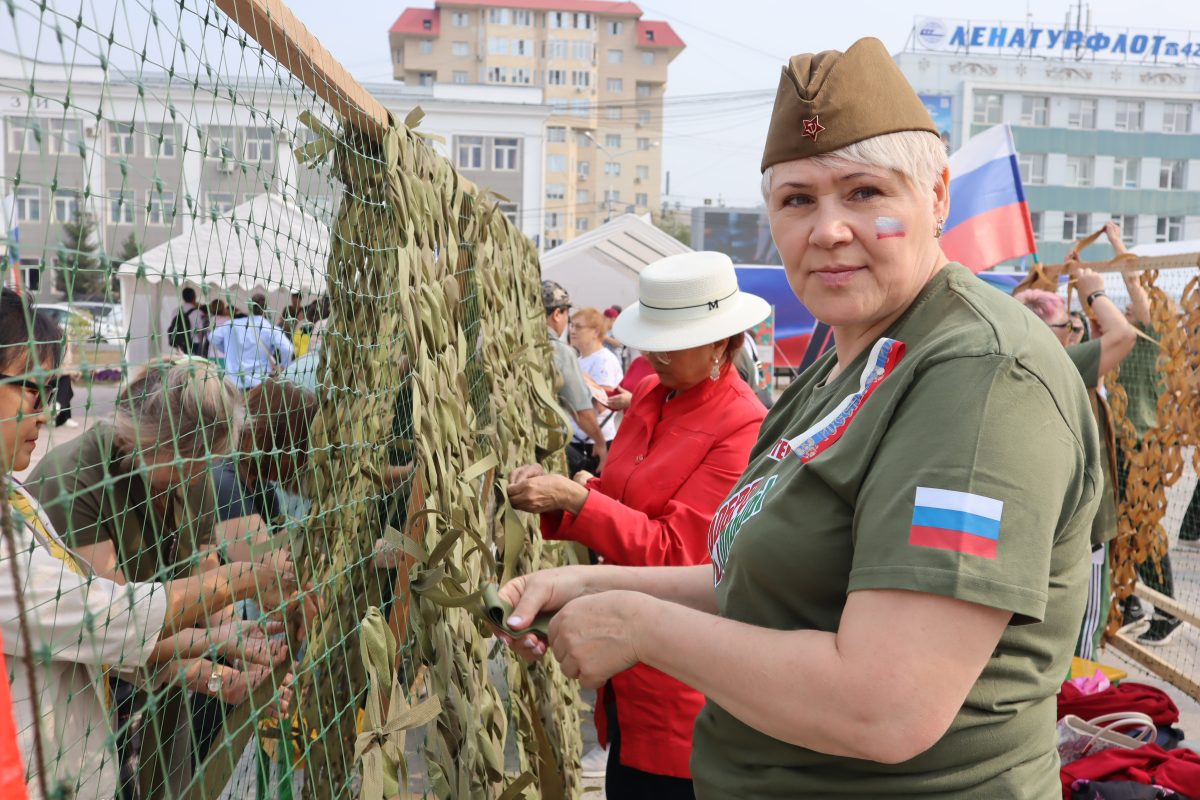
[940, 124, 1037, 273]
[908, 487, 1004, 559]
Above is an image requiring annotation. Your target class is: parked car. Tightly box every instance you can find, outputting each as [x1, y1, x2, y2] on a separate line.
[33, 303, 108, 343]
[67, 301, 126, 342]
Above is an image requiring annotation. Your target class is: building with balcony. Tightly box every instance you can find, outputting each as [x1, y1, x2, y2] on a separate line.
[388, 0, 684, 247]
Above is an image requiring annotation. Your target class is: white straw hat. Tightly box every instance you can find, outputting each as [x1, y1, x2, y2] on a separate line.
[612, 252, 771, 352]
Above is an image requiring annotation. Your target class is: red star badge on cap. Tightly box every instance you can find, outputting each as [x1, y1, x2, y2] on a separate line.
[801, 115, 825, 141]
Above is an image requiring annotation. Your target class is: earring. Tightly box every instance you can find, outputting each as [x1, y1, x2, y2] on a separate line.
[934, 216, 945, 238]
[710, 358, 721, 382]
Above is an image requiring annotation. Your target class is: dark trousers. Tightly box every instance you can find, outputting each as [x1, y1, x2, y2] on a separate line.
[1181, 481, 1200, 542]
[603, 681, 695, 800]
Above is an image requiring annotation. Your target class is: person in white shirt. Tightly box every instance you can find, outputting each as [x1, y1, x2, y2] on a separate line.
[568, 307, 624, 470]
[0, 289, 302, 800]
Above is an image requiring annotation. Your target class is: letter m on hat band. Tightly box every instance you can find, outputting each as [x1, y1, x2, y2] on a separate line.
[760, 37, 940, 172]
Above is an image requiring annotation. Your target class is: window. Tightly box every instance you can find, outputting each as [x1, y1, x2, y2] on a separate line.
[1112, 214, 1136, 246]
[606, 78, 623, 93]
[513, 10, 531, 25]
[1067, 97, 1097, 129]
[572, 70, 590, 87]
[572, 41, 592, 60]
[577, 160, 590, 178]
[1028, 211, 1042, 240]
[637, 110, 651, 126]
[422, 18, 432, 31]
[576, 217, 590, 232]
[549, 11, 567, 28]
[574, 13, 593, 29]
[548, 126, 566, 143]
[148, 126, 177, 158]
[108, 122, 135, 157]
[452, 41, 469, 56]
[1113, 157, 1139, 189]
[576, 188, 590, 203]
[547, 69, 566, 86]
[514, 39, 534, 56]
[419, 40, 434, 54]
[457, 136, 484, 170]
[1020, 96, 1049, 127]
[499, 202, 519, 224]
[488, 38, 509, 55]
[605, 107, 622, 120]
[1160, 159, 1185, 190]
[547, 154, 567, 172]
[603, 189, 620, 203]
[635, 192, 648, 207]
[636, 83, 652, 98]
[972, 92, 1003, 125]
[14, 187, 40, 222]
[52, 190, 80, 223]
[488, 8, 510, 24]
[493, 138, 519, 170]
[1163, 102, 1192, 133]
[8, 118, 39, 153]
[109, 190, 133, 224]
[393, 47, 403, 64]
[607, 49, 623, 64]
[642, 51, 655, 66]
[546, 238, 564, 249]
[549, 99, 569, 115]
[1156, 216, 1183, 243]
[207, 192, 235, 216]
[545, 212, 561, 229]
[547, 40, 567, 59]
[1065, 155, 1094, 187]
[418, 71, 436, 87]
[453, 70, 469, 84]
[604, 161, 620, 176]
[608, 21, 624, 35]
[486, 66, 508, 83]
[571, 100, 589, 117]
[637, 137, 652, 150]
[604, 134, 621, 148]
[1115, 100, 1144, 131]
[513, 68, 531, 84]
[204, 125, 236, 160]
[576, 131, 592, 147]
[451, 11, 469, 27]
[1062, 212, 1090, 242]
[546, 183, 565, 200]
[147, 191, 176, 225]
[636, 165, 649, 181]
[47, 118, 83, 155]
[244, 127, 273, 162]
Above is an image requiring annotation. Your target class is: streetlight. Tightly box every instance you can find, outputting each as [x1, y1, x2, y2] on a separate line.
[582, 130, 659, 223]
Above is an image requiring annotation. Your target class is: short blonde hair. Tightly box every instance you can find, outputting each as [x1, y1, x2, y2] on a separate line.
[761, 130, 948, 200]
[571, 307, 606, 333]
[113, 357, 242, 465]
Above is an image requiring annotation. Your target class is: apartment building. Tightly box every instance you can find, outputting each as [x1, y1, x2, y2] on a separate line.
[0, 49, 549, 297]
[897, 16, 1200, 265]
[389, 0, 684, 248]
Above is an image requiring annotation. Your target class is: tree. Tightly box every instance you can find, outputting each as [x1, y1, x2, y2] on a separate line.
[652, 211, 690, 248]
[54, 198, 109, 301]
[112, 232, 141, 293]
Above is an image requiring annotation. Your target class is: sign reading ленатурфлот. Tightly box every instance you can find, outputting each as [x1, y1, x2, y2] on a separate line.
[913, 16, 1200, 65]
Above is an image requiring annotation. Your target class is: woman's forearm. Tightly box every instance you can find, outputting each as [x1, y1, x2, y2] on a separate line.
[161, 563, 256, 637]
[586, 564, 716, 613]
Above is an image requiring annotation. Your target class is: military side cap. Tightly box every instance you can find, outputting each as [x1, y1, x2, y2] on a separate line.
[760, 37, 938, 172]
[542, 280, 571, 310]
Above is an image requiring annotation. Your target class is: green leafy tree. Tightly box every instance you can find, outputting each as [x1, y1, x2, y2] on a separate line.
[54, 198, 109, 300]
[653, 211, 691, 248]
[112, 232, 141, 293]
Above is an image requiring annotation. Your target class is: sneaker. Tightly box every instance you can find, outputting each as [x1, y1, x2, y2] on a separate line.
[1137, 615, 1183, 648]
[1119, 597, 1149, 633]
[60, 419, 80, 428]
[580, 745, 609, 778]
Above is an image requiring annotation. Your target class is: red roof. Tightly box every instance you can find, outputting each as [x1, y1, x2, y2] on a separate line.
[437, 0, 643, 15]
[390, 8, 440, 35]
[636, 20, 684, 49]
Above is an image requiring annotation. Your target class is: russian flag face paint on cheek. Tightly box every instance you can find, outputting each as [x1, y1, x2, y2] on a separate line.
[875, 216, 906, 239]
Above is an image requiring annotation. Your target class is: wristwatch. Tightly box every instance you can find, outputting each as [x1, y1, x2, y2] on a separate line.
[1086, 290, 1107, 308]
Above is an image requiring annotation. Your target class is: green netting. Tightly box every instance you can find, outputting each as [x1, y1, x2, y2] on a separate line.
[0, 1, 584, 798]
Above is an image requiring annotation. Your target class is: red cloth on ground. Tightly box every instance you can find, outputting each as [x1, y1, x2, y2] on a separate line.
[1058, 681, 1180, 727]
[541, 363, 766, 779]
[618, 356, 655, 393]
[0, 631, 29, 799]
[1061, 744, 1200, 799]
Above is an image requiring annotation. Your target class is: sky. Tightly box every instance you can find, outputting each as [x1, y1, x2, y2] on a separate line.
[3, 0, 1199, 208]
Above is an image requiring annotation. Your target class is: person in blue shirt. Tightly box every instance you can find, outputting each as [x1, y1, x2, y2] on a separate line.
[208, 293, 294, 389]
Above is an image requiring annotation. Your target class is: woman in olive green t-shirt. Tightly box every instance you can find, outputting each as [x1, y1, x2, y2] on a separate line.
[495, 38, 1101, 799]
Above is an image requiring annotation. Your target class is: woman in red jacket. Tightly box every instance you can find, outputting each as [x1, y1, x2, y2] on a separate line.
[507, 251, 769, 798]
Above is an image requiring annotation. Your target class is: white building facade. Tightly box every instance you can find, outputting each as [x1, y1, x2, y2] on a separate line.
[897, 17, 1200, 265]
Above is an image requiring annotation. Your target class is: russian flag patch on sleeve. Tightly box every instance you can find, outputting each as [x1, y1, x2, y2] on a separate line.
[908, 487, 1004, 559]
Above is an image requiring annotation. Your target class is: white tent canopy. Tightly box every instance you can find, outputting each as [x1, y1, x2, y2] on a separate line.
[118, 193, 330, 365]
[539, 213, 691, 312]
